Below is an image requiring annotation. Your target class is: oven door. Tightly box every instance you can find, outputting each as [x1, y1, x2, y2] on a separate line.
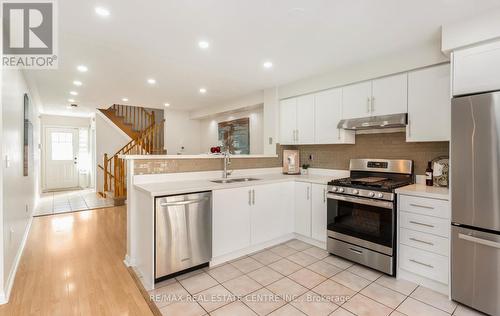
[327, 193, 395, 255]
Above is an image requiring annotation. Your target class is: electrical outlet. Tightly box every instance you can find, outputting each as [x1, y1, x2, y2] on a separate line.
[9, 227, 14, 244]
[25, 204, 29, 213]
[268, 137, 273, 145]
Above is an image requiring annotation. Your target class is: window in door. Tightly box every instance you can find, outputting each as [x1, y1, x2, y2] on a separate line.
[51, 132, 74, 160]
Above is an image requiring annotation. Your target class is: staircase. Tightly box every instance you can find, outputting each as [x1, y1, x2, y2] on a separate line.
[98, 104, 166, 205]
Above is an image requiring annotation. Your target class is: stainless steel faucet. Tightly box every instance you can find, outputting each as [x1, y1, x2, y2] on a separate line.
[222, 151, 233, 178]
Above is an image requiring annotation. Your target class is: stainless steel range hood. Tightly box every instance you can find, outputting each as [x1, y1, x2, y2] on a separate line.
[337, 113, 407, 130]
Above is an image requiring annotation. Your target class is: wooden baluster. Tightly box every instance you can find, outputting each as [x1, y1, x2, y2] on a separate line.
[113, 156, 118, 197]
[103, 153, 108, 192]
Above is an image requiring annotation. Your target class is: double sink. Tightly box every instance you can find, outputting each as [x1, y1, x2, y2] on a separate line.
[210, 177, 260, 184]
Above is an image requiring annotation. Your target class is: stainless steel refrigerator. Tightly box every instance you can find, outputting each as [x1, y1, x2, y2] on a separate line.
[451, 91, 500, 316]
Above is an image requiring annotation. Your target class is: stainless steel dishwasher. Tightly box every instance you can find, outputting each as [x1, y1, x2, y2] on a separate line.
[155, 191, 212, 280]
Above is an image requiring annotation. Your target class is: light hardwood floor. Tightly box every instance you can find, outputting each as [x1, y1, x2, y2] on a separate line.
[0, 206, 154, 315]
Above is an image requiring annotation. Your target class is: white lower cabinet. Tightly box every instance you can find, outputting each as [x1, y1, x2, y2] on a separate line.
[213, 182, 294, 258]
[213, 186, 252, 257]
[398, 194, 451, 294]
[311, 184, 327, 242]
[252, 182, 294, 244]
[295, 182, 328, 243]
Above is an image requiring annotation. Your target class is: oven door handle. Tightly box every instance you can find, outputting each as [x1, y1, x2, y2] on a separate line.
[327, 193, 393, 209]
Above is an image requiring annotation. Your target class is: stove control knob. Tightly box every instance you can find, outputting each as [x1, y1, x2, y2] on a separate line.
[338, 187, 345, 193]
[377, 193, 384, 198]
[332, 187, 338, 192]
[368, 192, 375, 197]
[352, 189, 359, 195]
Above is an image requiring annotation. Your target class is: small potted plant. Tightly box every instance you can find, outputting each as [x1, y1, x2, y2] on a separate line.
[301, 164, 310, 175]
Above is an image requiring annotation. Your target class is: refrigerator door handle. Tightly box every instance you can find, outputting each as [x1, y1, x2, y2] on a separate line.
[458, 233, 500, 249]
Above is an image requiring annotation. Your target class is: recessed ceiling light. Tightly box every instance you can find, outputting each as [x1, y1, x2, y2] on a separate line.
[198, 41, 210, 49]
[147, 78, 156, 85]
[68, 98, 75, 103]
[95, 7, 110, 17]
[69, 91, 78, 96]
[164, 103, 170, 107]
[263, 61, 273, 69]
[199, 88, 207, 94]
[73, 80, 82, 86]
[77, 65, 88, 72]
[122, 97, 129, 102]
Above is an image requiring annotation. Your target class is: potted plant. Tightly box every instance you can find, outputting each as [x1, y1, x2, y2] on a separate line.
[301, 164, 310, 175]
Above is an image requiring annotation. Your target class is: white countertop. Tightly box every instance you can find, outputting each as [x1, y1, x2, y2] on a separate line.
[135, 173, 338, 197]
[120, 154, 278, 160]
[396, 184, 449, 200]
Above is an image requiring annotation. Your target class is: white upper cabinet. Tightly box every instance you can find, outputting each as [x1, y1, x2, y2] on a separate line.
[453, 40, 500, 96]
[342, 81, 372, 119]
[371, 73, 408, 116]
[315, 89, 355, 144]
[279, 98, 297, 145]
[296, 95, 315, 144]
[407, 64, 451, 142]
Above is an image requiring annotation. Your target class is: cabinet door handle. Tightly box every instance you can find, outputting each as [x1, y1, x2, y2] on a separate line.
[306, 186, 310, 200]
[252, 189, 255, 205]
[248, 190, 252, 206]
[371, 96, 375, 112]
[323, 188, 326, 203]
[409, 203, 435, 210]
[366, 97, 370, 113]
[409, 237, 434, 246]
[409, 259, 434, 269]
[409, 220, 435, 228]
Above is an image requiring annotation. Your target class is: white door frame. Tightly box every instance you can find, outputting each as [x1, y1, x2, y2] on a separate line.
[42, 126, 80, 191]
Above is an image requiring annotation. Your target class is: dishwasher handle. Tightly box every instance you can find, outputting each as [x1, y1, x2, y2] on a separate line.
[159, 197, 209, 207]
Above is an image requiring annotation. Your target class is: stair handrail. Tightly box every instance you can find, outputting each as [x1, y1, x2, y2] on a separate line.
[101, 118, 165, 200]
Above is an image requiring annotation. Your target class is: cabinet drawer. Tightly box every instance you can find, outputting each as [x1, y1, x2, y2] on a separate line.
[399, 244, 448, 284]
[400, 195, 450, 219]
[400, 228, 449, 256]
[400, 212, 450, 238]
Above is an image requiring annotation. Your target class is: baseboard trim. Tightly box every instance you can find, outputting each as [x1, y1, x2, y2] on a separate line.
[294, 234, 327, 249]
[1, 216, 33, 305]
[210, 234, 295, 267]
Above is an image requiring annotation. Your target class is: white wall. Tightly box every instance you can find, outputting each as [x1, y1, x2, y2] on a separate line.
[198, 107, 264, 154]
[278, 42, 448, 99]
[0, 69, 41, 302]
[40, 114, 91, 127]
[164, 109, 201, 155]
[95, 112, 131, 193]
[263, 88, 279, 155]
[189, 90, 264, 119]
[442, 8, 500, 53]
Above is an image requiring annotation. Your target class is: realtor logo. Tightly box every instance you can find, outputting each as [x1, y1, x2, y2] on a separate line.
[2, 0, 58, 68]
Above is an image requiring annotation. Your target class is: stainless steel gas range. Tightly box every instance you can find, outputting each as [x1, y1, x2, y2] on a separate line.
[326, 159, 414, 275]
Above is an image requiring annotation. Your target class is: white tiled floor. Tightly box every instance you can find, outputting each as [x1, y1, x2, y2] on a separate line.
[35, 189, 115, 216]
[148, 239, 487, 316]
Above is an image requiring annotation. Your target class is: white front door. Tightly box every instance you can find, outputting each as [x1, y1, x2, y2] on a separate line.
[45, 127, 79, 190]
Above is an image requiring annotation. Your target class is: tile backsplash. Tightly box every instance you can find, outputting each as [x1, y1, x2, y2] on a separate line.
[133, 133, 448, 175]
[284, 132, 449, 175]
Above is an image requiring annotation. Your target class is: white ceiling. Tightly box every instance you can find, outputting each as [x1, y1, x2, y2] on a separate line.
[27, 0, 500, 116]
